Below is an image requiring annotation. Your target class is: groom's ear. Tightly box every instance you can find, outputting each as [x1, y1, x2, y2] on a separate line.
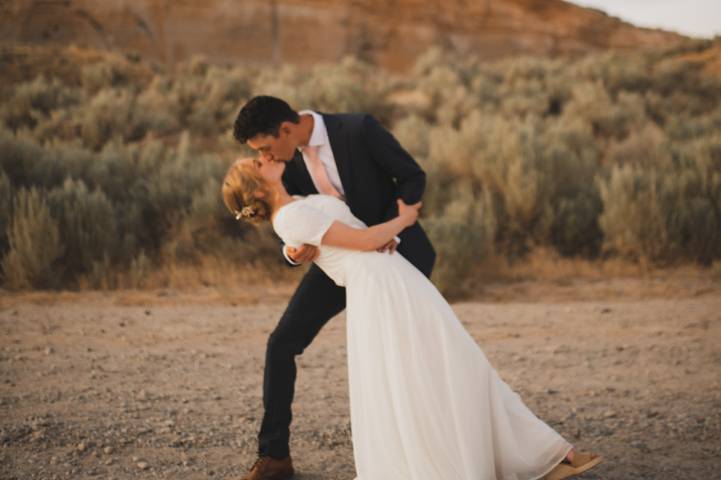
[279, 122, 293, 136]
[253, 189, 266, 198]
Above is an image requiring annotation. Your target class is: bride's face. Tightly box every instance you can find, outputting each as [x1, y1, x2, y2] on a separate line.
[241, 156, 285, 185]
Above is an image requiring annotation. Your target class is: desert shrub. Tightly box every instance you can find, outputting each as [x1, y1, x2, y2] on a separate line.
[596, 136, 721, 265]
[426, 70, 475, 127]
[0, 129, 46, 187]
[572, 52, 652, 95]
[604, 122, 668, 167]
[425, 180, 496, 298]
[47, 178, 117, 279]
[185, 64, 253, 135]
[125, 250, 152, 289]
[31, 108, 77, 143]
[671, 135, 721, 263]
[427, 111, 599, 256]
[562, 81, 646, 140]
[496, 57, 568, 119]
[597, 163, 673, 261]
[392, 114, 432, 159]
[410, 51, 480, 126]
[463, 114, 554, 255]
[130, 58, 256, 137]
[543, 119, 603, 256]
[253, 57, 392, 122]
[549, 191, 603, 257]
[664, 110, 721, 142]
[321, 57, 393, 117]
[80, 61, 136, 93]
[0, 76, 80, 131]
[0, 171, 12, 252]
[81, 62, 116, 93]
[81, 88, 137, 149]
[0, 131, 98, 190]
[133, 76, 182, 135]
[160, 175, 233, 263]
[3, 41, 721, 290]
[1, 188, 63, 289]
[84, 254, 115, 290]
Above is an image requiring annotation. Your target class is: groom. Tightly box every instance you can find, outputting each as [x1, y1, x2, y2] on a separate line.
[233, 96, 436, 479]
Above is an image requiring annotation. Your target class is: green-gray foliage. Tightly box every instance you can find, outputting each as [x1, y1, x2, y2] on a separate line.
[2, 188, 63, 289]
[0, 171, 12, 252]
[1, 40, 720, 293]
[47, 177, 117, 276]
[425, 181, 496, 298]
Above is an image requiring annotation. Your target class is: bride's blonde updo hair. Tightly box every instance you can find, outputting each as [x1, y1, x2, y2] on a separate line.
[221, 157, 273, 226]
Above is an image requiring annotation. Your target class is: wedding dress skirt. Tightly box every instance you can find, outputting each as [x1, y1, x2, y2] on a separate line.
[273, 195, 572, 480]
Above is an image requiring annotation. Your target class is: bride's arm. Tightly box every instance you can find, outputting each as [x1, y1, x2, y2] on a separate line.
[320, 200, 420, 252]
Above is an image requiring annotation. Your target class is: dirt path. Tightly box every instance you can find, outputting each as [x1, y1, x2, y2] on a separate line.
[1, 278, 720, 479]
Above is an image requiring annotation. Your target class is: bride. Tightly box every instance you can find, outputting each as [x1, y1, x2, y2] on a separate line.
[222, 156, 602, 480]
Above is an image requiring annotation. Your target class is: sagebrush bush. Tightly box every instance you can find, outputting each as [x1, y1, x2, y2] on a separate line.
[47, 177, 117, 278]
[2, 40, 721, 291]
[542, 118, 603, 256]
[0, 76, 80, 131]
[392, 115, 432, 159]
[81, 88, 137, 149]
[0, 171, 12, 252]
[597, 163, 677, 262]
[425, 180, 496, 298]
[1, 188, 64, 289]
[672, 135, 721, 263]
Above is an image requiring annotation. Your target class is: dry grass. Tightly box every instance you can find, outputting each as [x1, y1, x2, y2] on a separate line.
[78, 255, 305, 297]
[2, 251, 718, 308]
[437, 248, 721, 302]
[483, 247, 649, 281]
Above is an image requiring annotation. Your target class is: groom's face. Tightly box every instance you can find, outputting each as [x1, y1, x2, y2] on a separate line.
[247, 122, 297, 163]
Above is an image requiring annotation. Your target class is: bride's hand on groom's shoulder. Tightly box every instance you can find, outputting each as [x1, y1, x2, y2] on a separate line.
[397, 199, 421, 227]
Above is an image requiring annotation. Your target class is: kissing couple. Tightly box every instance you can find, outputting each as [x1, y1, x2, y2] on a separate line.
[222, 96, 603, 480]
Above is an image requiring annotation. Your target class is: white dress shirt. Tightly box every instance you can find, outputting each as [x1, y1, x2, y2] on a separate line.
[298, 110, 345, 198]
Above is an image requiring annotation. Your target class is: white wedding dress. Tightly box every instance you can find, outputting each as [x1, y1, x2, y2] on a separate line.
[273, 194, 572, 480]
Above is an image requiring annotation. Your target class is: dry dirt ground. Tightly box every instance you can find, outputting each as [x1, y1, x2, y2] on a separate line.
[1, 275, 720, 480]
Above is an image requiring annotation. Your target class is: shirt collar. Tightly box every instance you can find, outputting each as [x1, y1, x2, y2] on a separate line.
[298, 110, 328, 150]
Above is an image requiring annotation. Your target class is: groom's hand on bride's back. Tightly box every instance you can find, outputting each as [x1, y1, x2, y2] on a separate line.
[287, 244, 320, 264]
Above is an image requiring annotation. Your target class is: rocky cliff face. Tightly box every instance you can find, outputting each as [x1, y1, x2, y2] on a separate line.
[1, 0, 684, 70]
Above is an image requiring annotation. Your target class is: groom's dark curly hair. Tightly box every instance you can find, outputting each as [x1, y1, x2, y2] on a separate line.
[233, 95, 301, 144]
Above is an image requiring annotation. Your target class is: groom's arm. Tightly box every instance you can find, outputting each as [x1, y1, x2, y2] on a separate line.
[361, 115, 426, 221]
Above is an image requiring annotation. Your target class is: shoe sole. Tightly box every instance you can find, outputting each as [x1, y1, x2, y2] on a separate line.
[267, 471, 294, 480]
[544, 456, 603, 480]
[571, 455, 603, 476]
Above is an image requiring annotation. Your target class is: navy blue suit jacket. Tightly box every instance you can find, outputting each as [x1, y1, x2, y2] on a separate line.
[281, 113, 436, 277]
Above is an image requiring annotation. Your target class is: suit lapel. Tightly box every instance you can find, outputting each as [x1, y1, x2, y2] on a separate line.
[323, 113, 354, 205]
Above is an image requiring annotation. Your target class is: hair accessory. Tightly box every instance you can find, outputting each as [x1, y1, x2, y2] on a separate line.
[234, 205, 256, 220]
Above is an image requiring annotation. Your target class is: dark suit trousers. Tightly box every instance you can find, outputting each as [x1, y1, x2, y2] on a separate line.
[258, 264, 345, 458]
[258, 246, 434, 458]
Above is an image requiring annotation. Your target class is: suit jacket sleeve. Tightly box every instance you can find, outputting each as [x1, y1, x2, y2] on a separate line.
[361, 115, 426, 221]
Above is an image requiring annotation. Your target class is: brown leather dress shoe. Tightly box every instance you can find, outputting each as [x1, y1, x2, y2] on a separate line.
[241, 455, 294, 480]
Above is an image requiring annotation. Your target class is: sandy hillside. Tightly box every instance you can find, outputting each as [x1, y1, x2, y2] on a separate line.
[1, 275, 720, 479]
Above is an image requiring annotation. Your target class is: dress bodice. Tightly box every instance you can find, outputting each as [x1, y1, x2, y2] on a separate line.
[272, 194, 373, 286]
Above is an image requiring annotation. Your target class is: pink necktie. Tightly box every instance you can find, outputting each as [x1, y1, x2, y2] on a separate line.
[303, 145, 342, 199]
